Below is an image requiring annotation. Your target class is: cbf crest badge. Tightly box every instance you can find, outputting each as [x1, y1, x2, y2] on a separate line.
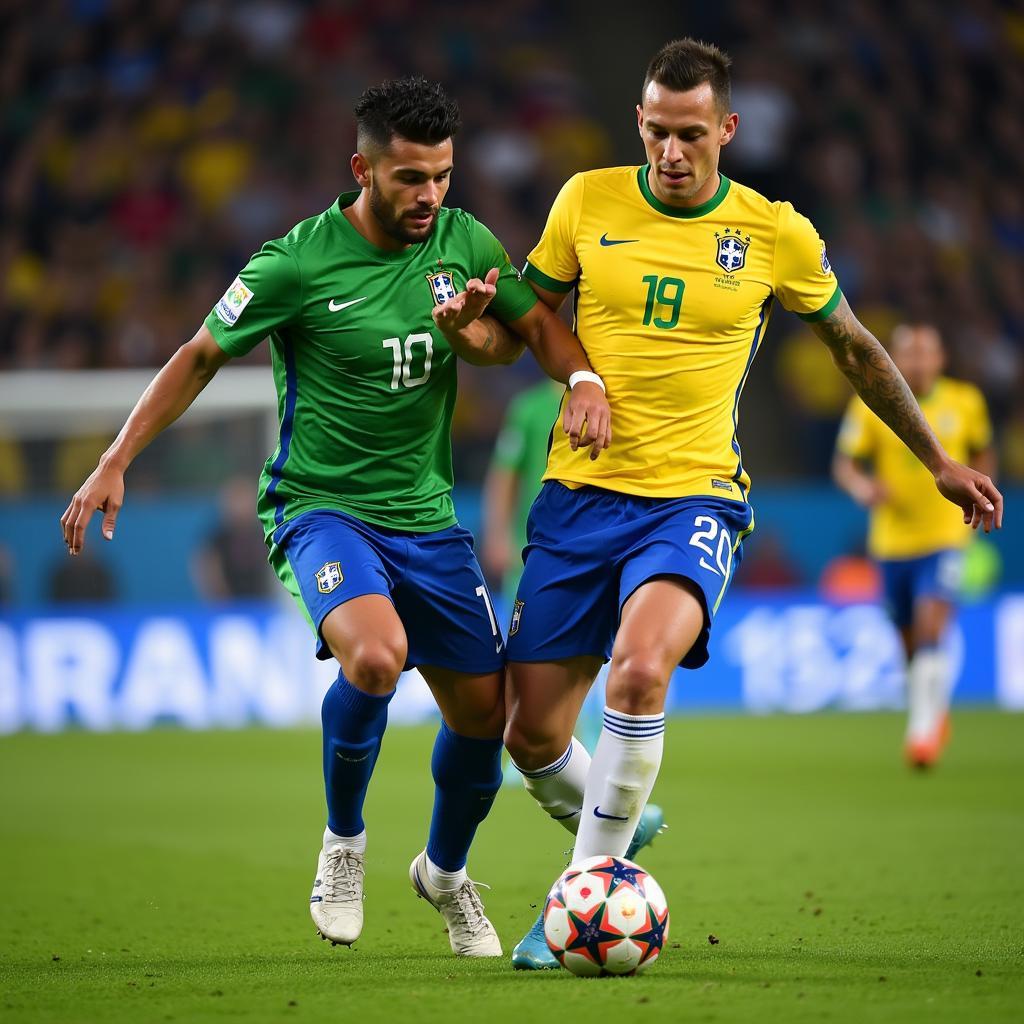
[714, 229, 750, 273]
[316, 561, 343, 594]
[509, 599, 525, 637]
[426, 270, 457, 305]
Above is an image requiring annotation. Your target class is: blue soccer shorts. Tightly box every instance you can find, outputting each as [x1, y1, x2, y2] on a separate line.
[269, 509, 504, 673]
[878, 548, 964, 629]
[505, 482, 754, 669]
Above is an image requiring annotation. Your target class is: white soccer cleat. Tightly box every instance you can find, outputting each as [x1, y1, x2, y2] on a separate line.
[409, 850, 503, 957]
[310, 846, 364, 946]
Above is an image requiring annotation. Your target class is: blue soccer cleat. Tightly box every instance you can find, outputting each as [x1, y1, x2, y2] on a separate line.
[511, 804, 667, 970]
[625, 803, 666, 862]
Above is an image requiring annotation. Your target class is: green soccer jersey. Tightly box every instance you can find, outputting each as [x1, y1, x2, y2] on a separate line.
[204, 192, 538, 540]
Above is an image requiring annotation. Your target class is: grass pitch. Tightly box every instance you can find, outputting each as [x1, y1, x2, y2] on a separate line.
[1, 710, 1022, 1023]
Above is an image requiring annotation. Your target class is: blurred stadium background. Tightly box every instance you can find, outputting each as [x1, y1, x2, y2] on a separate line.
[1, 0, 1023, 731]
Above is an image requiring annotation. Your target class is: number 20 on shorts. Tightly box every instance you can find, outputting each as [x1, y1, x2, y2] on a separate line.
[688, 515, 732, 577]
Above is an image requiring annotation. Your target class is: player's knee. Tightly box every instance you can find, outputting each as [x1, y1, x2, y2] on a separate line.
[913, 606, 949, 650]
[504, 717, 567, 773]
[606, 652, 670, 715]
[447, 688, 505, 740]
[343, 636, 407, 693]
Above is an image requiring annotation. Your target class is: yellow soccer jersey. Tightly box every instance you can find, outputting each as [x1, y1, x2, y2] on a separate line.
[837, 378, 992, 559]
[524, 165, 840, 502]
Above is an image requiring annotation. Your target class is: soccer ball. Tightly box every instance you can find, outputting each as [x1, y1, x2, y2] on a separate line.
[543, 855, 669, 976]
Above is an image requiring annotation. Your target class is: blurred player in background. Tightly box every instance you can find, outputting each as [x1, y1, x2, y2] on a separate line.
[482, 377, 565, 608]
[60, 77, 610, 958]
[834, 324, 996, 768]
[459, 38, 1003, 970]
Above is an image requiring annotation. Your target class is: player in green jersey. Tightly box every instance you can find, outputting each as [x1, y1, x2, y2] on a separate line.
[483, 378, 565, 608]
[60, 77, 610, 958]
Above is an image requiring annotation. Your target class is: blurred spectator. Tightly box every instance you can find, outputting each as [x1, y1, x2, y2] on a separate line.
[0, 0, 1019, 496]
[191, 475, 274, 601]
[46, 552, 117, 603]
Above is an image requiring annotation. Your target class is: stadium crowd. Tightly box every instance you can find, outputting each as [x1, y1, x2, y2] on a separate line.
[1, 0, 1022, 498]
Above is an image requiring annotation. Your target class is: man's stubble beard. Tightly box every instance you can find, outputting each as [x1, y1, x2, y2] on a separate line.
[369, 182, 437, 245]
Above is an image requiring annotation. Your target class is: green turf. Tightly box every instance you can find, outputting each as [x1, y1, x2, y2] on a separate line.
[1, 711, 1022, 1023]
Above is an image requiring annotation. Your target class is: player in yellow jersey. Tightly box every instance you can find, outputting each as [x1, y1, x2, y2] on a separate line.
[834, 324, 996, 768]
[447, 38, 1002, 970]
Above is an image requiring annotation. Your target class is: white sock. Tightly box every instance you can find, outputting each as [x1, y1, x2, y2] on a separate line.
[513, 737, 591, 835]
[425, 853, 467, 892]
[324, 826, 366, 855]
[572, 707, 664, 865]
[926, 647, 952, 721]
[906, 648, 943, 741]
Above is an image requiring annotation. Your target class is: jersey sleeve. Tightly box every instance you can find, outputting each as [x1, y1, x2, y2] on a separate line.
[204, 239, 301, 357]
[963, 383, 993, 454]
[773, 203, 842, 322]
[523, 173, 584, 293]
[464, 217, 538, 323]
[836, 396, 877, 461]
[491, 393, 530, 473]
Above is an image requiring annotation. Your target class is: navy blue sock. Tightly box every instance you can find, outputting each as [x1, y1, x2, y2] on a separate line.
[321, 670, 394, 837]
[426, 723, 503, 872]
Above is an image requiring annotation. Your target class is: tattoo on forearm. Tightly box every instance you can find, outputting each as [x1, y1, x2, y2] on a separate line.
[813, 299, 940, 467]
[481, 325, 493, 353]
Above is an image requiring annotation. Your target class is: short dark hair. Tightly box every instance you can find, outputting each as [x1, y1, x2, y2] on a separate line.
[643, 38, 732, 112]
[354, 76, 461, 153]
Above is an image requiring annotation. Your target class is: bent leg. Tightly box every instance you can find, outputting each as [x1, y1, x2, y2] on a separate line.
[573, 577, 704, 863]
[505, 657, 602, 833]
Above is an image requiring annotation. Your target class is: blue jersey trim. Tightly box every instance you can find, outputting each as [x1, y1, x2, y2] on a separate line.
[730, 296, 772, 500]
[267, 338, 299, 527]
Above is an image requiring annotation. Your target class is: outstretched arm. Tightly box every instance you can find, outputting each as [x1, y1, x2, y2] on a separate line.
[60, 325, 231, 553]
[811, 296, 1002, 531]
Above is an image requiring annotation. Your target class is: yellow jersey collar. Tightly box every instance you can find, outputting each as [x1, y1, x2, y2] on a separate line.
[636, 166, 731, 219]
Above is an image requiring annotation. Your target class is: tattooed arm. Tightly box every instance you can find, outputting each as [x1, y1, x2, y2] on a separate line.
[431, 268, 525, 365]
[811, 296, 1003, 531]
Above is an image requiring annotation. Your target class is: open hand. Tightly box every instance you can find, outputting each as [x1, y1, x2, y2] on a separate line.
[60, 463, 125, 555]
[564, 381, 612, 460]
[934, 458, 1003, 533]
[431, 267, 499, 334]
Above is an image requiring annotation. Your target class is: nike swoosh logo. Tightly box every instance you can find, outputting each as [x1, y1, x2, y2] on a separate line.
[328, 296, 368, 312]
[495, 641, 503, 654]
[599, 234, 639, 246]
[593, 806, 629, 821]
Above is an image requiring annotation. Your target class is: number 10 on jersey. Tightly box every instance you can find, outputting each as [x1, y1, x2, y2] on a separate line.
[383, 333, 434, 389]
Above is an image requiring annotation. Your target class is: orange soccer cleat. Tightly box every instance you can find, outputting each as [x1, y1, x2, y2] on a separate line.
[905, 719, 948, 769]
[905, 734, 941, 769]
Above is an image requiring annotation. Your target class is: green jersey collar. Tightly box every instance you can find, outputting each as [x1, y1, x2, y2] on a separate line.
[636, 166, 731, 218]
[331, 191, 427, 263]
